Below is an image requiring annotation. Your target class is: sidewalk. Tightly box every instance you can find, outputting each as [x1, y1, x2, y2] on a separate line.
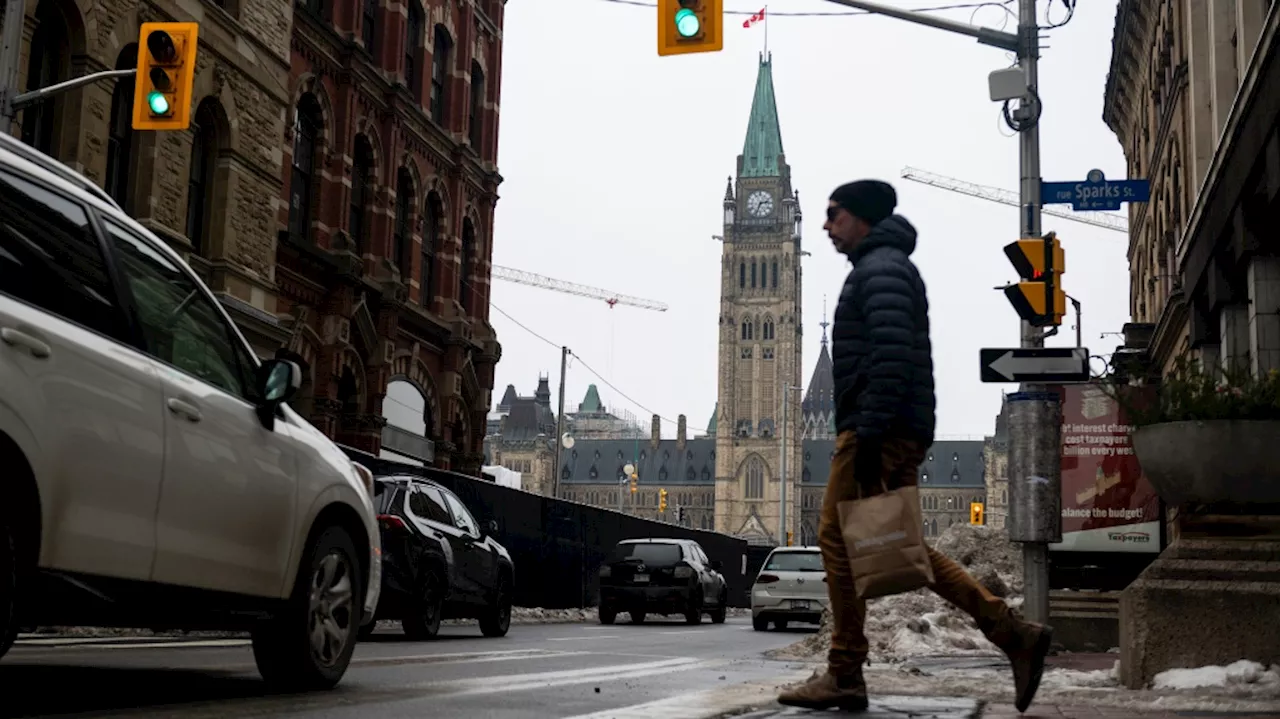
[733, 698, 1280, 718]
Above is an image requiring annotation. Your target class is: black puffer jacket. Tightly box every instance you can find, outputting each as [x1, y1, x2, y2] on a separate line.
[831, 214, 936, 443]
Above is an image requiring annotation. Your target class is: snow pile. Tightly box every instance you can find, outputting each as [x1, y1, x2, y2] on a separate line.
[769, 523, 1024, 663]
[1153, 660, 1280, 691]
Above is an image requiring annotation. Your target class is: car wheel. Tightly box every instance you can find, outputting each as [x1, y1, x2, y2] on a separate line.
[684, 590, 703, 626]
[251, 525, 363, 690]
[0, 517, 18, 661]
[478, 573, 511, 638]
[629, 611, 646, 624]
[598, 604, 616, 625]
[774, 619, 789, 630]
[402, 571, 444, 640]
[709, 590, 728, 624]
[752, 615, 769, 631]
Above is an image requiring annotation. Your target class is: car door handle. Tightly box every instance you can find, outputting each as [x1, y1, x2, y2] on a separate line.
[166, 398, 203, 422]
[0, 328, 51, 359]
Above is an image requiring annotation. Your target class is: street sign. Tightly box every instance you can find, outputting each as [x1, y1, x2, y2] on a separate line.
[980, 347, 1091, 383]
[1041, 169, 1149, 212]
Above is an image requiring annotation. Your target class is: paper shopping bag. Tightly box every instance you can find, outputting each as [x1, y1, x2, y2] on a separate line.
[837, 485, 934, 600]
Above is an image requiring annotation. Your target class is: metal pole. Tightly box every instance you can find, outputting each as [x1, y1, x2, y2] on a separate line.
[780, 383, 787, 545]
[0, 0, 27, 133]
[1011, 0, 1059, 627]
[552, 346, 568, 499]
[1070, 296, 1083, 348]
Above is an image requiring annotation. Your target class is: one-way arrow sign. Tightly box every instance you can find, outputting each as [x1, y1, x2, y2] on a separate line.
[980, 347, 1091, 383]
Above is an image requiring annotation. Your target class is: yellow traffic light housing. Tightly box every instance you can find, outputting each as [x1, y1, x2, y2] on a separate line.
[786, 531, 793, 546]
[630, 475, 638, 493]
[133, 22, 199, 131]
[659, 488, 668, 512]
[1003, 231, 1066, 327]
[970, 502, 985, 526]
[657, 0, 723, 57]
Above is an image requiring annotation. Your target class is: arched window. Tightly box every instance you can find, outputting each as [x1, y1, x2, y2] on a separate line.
[763, 319, 774, 340]
[362, 0, 378, 53]
[349, 136, 374, 253]
[745, 457, 765, 499]
[422, 192, 442, 307]
[469, 61, 485, 150]
[105, 45, 138, 209]
[771, 261, 778, 288]
[739, 262, 745, 288]
[430, 26, 451, 124]
[460, 218, 476, 312]
[751, 260, 757, 288]
[186, 99, 220, 255]
[289, 96, 323, 241]
[21, 0, 71, 155]
[405, 2, 423, 99]
[394, 167, 413, 275]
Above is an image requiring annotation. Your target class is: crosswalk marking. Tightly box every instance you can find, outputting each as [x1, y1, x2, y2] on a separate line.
[547, 635, 621, 642]
[420, 656, 722, 697]
[561, 671, 810, 719]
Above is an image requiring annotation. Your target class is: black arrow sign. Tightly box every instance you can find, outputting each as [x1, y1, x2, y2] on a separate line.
[980, 347, 1091, 383]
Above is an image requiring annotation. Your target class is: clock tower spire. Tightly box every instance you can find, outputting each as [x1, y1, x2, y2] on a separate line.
[714, 53, 803, 546]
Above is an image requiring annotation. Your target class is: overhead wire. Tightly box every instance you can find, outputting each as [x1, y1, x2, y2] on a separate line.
[594, 0, 1018, 16]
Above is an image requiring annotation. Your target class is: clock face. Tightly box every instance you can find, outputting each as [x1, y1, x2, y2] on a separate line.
[746, 190, 775, 218]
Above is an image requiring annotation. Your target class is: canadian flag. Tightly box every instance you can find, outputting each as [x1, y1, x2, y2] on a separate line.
[743, 8, 766, 28]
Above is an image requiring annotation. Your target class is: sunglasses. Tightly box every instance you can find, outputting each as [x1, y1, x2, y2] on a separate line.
[826, 206, 843, 223]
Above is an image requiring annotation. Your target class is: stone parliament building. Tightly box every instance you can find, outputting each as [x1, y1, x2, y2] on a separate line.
[485, 56, 988, 546]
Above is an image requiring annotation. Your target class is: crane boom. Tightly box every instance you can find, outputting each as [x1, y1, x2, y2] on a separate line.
[900, 167, 1130, 234]
[491, 265, 669, 312]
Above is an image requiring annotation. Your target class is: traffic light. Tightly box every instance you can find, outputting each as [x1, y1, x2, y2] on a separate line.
[970, 502, 985, 526]
[786, 531, 793, 546]
[132, 22, 199, 131]
[657, 0, 723, 57]
[630, 475, 638, 494]
[659, 488, 668, 513]
[1003, 231, 1066, 327]
[677, 506, 686, 523]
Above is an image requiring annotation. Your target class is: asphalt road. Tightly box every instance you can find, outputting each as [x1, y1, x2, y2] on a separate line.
[1, 618, 817, 718]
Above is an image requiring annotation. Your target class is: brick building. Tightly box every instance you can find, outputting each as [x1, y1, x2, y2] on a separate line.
[6, 0, 505, 474]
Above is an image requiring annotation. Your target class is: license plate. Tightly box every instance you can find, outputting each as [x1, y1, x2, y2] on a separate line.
[633, 573, 649, 584]
[791, 600, 811, 609]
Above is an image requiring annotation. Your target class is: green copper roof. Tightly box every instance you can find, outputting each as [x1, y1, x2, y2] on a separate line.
[578, 384, 603, 413]
[740, 55, 785, 178]
[707, 403, 718, 437]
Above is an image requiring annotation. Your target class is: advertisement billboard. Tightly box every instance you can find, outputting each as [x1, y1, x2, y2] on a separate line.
[1050, 383, 1162, 553]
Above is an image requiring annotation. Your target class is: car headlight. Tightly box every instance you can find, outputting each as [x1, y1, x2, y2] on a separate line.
[351, 461, 375, 495]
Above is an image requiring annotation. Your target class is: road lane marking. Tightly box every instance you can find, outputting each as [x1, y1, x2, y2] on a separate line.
[15, 638, 251, 649]
[427, 656, 723, 697]
[561, 670, 812, 719]
[658, 630, 708, 635]
[547, 635, 621, 642]
[352, 649, 590, 667]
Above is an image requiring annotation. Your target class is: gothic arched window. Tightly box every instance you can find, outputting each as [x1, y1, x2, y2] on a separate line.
[751, 259, 757, 288]
[745, 457, 765, 499]
[771, 260, 778, 288]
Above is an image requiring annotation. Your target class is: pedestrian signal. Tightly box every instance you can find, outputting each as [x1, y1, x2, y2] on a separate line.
[133, 22, 199, 131]
[657, 0, 723, 56]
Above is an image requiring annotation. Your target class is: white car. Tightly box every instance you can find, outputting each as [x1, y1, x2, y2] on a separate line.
[752, 546, 828, 631]
[0, 133, 381, 690]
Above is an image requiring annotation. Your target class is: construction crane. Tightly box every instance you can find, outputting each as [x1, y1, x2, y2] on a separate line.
[900, 167, 1130, 234]
[491, 265, 669, 312]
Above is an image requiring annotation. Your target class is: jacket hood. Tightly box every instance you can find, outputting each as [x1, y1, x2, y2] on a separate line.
[848, 214, 917, 263]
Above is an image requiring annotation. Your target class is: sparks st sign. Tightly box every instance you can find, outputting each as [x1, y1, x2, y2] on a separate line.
[1041, 169, 1150, 212]
[980, 347, 1091, 383]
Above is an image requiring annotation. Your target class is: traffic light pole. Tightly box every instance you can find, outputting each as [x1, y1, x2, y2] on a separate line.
[819, 0, 1058, 624]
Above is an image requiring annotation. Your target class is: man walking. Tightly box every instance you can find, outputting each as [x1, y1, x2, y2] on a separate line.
[777, 180, 1053, 713]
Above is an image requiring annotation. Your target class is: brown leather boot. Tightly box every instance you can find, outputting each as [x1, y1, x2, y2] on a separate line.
[777, 669, 870, 712]
[987, 615, 1054, 712]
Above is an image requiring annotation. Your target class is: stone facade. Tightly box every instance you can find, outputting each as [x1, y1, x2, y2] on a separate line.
[8, 0, 293, 355]
[7, 0, 506, 474]
[1103, 0, 1280, 381]
[983, 395, 1010, 530]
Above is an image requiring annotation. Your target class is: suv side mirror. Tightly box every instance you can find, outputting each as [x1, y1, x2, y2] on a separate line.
[255, 359, 301, 429]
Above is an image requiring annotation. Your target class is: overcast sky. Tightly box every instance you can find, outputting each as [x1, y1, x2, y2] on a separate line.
[487, 0, 1130, 440]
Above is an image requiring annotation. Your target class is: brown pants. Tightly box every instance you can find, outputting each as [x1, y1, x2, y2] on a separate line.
[820, 430, 1013, 677]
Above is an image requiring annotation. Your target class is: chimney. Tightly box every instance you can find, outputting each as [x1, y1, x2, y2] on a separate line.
[677, 415, 687, 450]
[651, 414, 661, 449]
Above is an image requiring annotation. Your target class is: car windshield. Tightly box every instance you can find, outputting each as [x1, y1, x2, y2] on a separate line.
[764, 551, 824, 572]
[612, 542, 682, 565]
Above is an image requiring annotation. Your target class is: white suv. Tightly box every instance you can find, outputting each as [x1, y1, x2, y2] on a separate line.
[0, 133, 381, 690]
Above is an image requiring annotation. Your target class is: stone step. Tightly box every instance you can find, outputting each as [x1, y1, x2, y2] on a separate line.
[1048, 590, 1120, 652]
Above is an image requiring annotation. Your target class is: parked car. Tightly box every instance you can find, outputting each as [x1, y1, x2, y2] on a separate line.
[360, 475, 514, 639]
[751, 546, 827, 630]
[598, 538, 728, 625]
[0, 132, 382, 690]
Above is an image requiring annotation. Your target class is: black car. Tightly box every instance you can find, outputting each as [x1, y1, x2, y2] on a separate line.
[361, 475, 514, 639]
[597, 539, 728, 625]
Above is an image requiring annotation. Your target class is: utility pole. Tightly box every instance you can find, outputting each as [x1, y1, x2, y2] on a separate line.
[552, 346, 569, 500]
[819, 0, 1058, 624]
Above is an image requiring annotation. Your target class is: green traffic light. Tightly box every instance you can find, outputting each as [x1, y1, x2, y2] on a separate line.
[147, 91, 171, 115]
[674, 8, 700, 37]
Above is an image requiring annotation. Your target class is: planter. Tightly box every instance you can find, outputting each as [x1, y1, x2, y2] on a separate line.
[1131, 419, 1280, 506]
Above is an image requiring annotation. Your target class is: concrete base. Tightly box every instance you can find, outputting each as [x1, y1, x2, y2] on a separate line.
[1119, 527, 1280, 689]
[1049, 590, 1120, 652]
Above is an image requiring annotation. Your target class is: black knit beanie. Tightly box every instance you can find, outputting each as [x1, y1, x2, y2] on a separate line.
[830, 180, 897, 226]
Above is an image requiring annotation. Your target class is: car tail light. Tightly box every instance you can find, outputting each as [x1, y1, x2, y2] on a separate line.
[673, 565, 693, 579]
[377, 514, 408, 532]
[756, 573, 780, 584]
